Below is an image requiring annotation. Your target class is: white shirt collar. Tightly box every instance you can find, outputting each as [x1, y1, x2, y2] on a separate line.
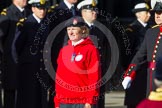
[72, 39, 84, 46]
[84, 19, 94, 27]
[32, 14, 41, 23]
[16, 6, 24, 12]
[137, 19, 147, 27]
[64, 0, 74, 9]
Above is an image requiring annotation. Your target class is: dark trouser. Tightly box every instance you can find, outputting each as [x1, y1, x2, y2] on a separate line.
[97, 93, 105, 108]
[97, 84, 105, 108]
[127, 105, 136, 108]
[60, 103, 97, 108]
[4, 89, 16, 108]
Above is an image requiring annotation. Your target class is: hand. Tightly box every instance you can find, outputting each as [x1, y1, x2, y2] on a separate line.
[84, 103, 91, 108]
[122, 76, 132, 89]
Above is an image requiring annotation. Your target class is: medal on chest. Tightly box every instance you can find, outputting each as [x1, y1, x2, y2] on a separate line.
[71, 52, 83, 62]
[71, 53, 76, 62]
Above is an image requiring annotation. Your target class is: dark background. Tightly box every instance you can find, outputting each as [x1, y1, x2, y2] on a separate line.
[0, 0, 151, 18]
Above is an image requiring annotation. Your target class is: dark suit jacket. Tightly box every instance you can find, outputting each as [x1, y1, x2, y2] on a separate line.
[88, 23, 110, 75]
[16, 14, 51, 108]
[0, 4, 31, 89]
[47, 1, 79, 31]
[125, 20, 150, 69]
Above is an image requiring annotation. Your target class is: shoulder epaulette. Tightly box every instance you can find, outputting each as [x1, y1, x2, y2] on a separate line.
[152, 25, 159, 28]
[125, 27, 133, 32]
[0, 8, 7, 16]
[16, 18, 27, 27]
[48, 4, 59, 13]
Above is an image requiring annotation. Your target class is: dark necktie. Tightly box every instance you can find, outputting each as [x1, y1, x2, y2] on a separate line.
[90, 25, 95, 35]
[21, 10, 26, 17]
[89, 25, 98, 47]
[71, 6, 76, 16]
[90, 25, 95, 30]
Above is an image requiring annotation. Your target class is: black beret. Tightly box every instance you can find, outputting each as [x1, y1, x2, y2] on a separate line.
[65, 16, 86, 27]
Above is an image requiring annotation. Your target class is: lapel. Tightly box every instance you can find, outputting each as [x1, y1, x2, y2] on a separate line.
[89, 26, 98, 47]
[10, 4, 24, 19]
[58, 1, 69, 10]
[30, 15, 40, 31]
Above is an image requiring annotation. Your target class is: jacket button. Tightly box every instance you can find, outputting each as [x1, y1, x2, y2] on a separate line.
[45, 50, 48, 53]
[158, 36, 161, 39]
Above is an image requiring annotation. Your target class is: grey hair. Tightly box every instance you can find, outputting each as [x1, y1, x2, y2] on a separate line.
[80, 26, 89, 38]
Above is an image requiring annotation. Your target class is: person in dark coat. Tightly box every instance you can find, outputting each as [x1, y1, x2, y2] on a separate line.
[122, 1, 162, 108]
[77, 0, 110, 108]
[0, 0, 31, 108]
[137, 56, 162, 108]
[124, 2, 151, 69]
[123, 2, 151, 108]
[47, 0, 79, 31]
[15, 0, 49, 108]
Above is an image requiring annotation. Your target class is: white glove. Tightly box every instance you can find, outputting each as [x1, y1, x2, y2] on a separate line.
[122, 76, 132, 89]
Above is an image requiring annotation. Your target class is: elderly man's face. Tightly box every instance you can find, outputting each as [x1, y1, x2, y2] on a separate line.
[155, 11, 162, 25]
[136, 11, 151, 23]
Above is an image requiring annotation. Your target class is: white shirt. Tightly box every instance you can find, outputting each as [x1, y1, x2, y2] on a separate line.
[32, 14, 41, 23]
[16, 6, 24, 12]
[137, 18, 147, 27]
[72, 39, 84, 46]
[64, 0, 74, 9]
[84, 19, 94, 27]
